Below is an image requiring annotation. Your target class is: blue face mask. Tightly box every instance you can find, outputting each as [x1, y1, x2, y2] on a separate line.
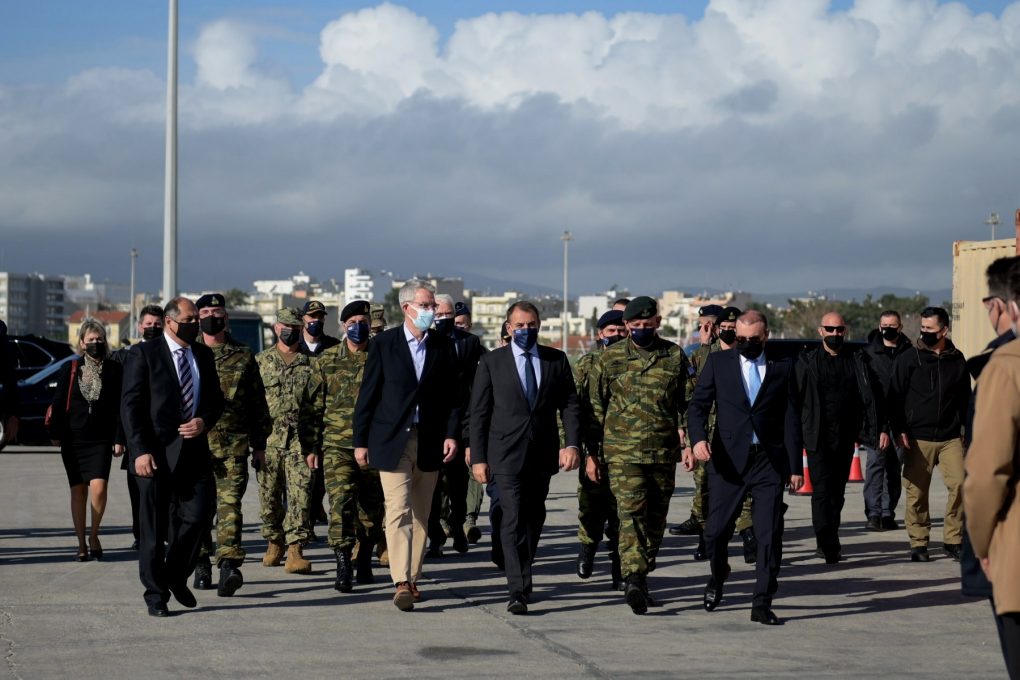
[306, 320, 323, 337]
[630, 327, 655, 347]
[411, 308, 435, 332]
[346, 321, 369, 344]
[513, 328, 538, 351]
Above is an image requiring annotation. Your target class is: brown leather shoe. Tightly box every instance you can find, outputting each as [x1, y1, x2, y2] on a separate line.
[409, 582, 422, 602]
[393, 582, 414, 611]
[262, 541, 285, 567]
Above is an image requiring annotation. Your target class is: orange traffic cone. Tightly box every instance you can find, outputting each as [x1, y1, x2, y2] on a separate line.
[794, 450, 813, 495]
[848, 447, 864, 483]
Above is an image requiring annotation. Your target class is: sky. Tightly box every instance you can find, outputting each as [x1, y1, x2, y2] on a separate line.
[1, 0, 1019, 298]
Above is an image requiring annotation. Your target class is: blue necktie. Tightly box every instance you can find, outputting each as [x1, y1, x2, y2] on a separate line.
[746, 359, 761, 405]
[524, 351, 538, 410]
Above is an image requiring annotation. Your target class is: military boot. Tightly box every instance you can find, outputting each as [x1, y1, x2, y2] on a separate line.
[262, 540, 285, 567]
[192, 557, 214, 590]
[624, 575, 648, 615]
[576, 543, 596, 579]
[609, 551, 623, 592]
[284, 543, 313, 574]
[334, 548, 353, 592]
[217, 559, 244, 597]
[356, 542, 375, 584]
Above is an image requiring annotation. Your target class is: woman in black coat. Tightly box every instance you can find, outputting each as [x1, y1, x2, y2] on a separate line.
[49, 318, 125, 561]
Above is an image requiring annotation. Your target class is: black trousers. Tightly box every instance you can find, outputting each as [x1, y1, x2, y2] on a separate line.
[493, 457, 553, 597]
[428, 452, 469, 544]
[487, 478, 503, 568]
[135, 459, 214, 607]
[994, 604, 1020, 680]
[706, 449, 785, 608]
[807, 438, 856, 555]
[126, 469, 140, 540]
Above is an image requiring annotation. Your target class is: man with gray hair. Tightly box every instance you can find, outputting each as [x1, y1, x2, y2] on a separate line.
[354, 280, 462, 611]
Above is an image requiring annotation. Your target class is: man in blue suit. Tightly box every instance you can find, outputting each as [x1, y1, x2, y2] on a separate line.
[687, 310, 803, 625]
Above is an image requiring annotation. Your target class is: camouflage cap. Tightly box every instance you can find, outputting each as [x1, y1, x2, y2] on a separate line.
[195, 293, 225, 310]
[698, 304, 725, 319]
[302, 300, 327, 316]
[623, 296, 658, 322]
[370, 304, 386, 326]
[276, 307, 303, 325]
[720, 306, 742, 323]
[341, 300, 371, 322]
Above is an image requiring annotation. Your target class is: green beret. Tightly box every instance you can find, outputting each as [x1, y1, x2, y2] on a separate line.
[720, 306, 742, 323]
[276, 307, 302, 325]
[623, 296, 658, 322]
[196, 293, 225, 310]
[341, 300, 371, 322]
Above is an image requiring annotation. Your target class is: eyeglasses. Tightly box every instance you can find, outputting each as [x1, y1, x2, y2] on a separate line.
[821, 325, 846, 333]
[408, 302, 437, 311]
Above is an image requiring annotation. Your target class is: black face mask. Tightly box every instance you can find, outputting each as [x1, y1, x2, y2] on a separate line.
[736, 339, 765, 360]
[142, 326, 163, 342]
[84, 341, 106, 360]
[173, 321, 200, 345]
[919, 331, 940, 347]
[822, 335, 844, 351]
[434, 318, 455, 335]
[601, 334, 625, 348]
[880, 327, 899, 342]
[718, 329, 737, 346]
[278, 327, 301, 346]
[200, 316, 226, 336]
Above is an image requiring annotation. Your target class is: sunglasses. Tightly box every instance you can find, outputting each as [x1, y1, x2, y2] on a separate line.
[821, 325, 846, 333]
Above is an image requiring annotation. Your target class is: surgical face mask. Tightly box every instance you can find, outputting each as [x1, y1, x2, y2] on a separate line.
[718, 329, 737, 346]
[346, 321, 369, 345]
[630, 327, 656, 347]
[919, 330, 940, 347]
[822, 335, 844, 351]
[200, 316, 226, 336]
[880, 327, 899, 342]
[142, 326, 163, 342]
[513, 328, 538, 351]
[306, 320, 323, 337]
[173, 320, 200, 345]
[278, 327, 301, 346]
[736, 339, 764, 360]
[84, 341, 106, 360]
[601, 334, 625, 348]
[411, 307, 435, 332]
[434, 318, 455, 335]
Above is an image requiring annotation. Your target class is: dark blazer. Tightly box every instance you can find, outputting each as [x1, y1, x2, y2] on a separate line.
[470, 344, 581, 476]
[48, 357, 124, 446]
[352, 325, 462, 473]
[450, 328, 486, 444]
[120, 337, 224, 472]
[688, 349, 803, 478]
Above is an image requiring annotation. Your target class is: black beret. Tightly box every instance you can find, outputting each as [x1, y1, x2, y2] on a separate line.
[195, 293, 225, 310]
[720, 306, 742, 323]
[698, 304, 725, 318]
[597, 310, 625, 329]
[340, 300, 371, 322]
[302, 300, 327, 316]
[623, 296, 658, 322]
[454, 301, 471, 316]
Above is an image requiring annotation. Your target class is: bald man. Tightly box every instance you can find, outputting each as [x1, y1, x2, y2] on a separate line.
[793, 312, 882, 564]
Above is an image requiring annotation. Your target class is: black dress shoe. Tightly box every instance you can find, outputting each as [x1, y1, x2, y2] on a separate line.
[750, 606, 783, 625]
[168, 583, 197, 609]
[910, 546, 930, 562]
[147, 603, 169, 617]
[577, 543, 596, 579]
[740, 528, 757, 564]
[693, 535, 708, 561]
[507, 594, 528, 615]
[703, 566, 730, 612]
[451, 528, 469, 554]
[866, 517, 883, 532]
[944, 543, 962, 561]
[624, 576, 648, 615]
[881, 517, 898, 531]
[426, 542, 443, 559]
[193, 558, 214, 590]
[669, 515, 702, 536]
[465, 524, 482, 544]
[217, 561, 244, 597]
[130, 539, 139, 551]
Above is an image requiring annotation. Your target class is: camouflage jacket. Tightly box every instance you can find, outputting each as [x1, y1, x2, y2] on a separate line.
[589, 336, 693, 465]
[206, 334, 272, 458]
[679, 340, 722, 435]
[573, 350, 602, 459]
[256, 346, 314, 451]
[299, 340, 367, 454]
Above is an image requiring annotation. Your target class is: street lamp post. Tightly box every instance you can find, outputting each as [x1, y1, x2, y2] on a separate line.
[129, 248, 138, 340]
[162, 0, 178, 303]
[561, 230, 572, 353]
[986, 212, 1000, 241]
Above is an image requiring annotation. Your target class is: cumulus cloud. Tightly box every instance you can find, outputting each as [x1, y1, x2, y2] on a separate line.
[2, 0, 1020, 297]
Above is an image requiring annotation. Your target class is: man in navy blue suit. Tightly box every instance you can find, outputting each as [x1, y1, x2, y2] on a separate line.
[687, 310, 803, 625]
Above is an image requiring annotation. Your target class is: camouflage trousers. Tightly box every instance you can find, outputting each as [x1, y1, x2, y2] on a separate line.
[692, 461, 754, 532]
[258, 446, 313, 546]
[577, 462, 619, 548]
[323, 447, 385, 552]
[465, 478, 484, 524]
[197, 455, 249, 564]
[608, 461, 676, 579]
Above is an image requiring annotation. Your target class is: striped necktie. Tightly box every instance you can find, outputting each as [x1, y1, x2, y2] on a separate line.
[177, 348, 194, 421]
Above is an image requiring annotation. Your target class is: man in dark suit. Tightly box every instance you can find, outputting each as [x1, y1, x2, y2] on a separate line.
[353, 280, 461, 611]
[688, 310, 803, 625]
[470, 301, 581, 614]
[121, 297, 224, 617]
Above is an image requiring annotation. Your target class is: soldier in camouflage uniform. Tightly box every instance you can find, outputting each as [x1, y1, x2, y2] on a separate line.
[368, 304, 389, 567]
[673, 306, 757, 563]
[191, 293, 272, 596]
[256, 308, 316, 575]
[575, 309, 628, 590]
[300, 300, 385, 593]
[589, 296, 693, 614]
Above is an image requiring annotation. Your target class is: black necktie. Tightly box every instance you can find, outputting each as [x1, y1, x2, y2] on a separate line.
[177, 348, 194, 421]
[524, 351, 538, 410]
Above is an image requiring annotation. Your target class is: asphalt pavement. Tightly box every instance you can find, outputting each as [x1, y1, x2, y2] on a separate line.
[0, 446, 1006, 679]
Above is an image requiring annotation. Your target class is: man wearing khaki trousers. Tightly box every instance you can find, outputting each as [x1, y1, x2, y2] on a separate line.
[353, 280, 461, 611]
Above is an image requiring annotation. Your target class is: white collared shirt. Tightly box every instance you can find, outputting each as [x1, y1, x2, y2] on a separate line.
[511, 340, 542, 394]
[404, 324, 428, 423]
[738, 351, 765, 444]
[165, 332, 201, 414]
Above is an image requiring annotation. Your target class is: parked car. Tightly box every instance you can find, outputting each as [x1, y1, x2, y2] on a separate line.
[1, 354, 77, 446]
[6, 335, 74, 381]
